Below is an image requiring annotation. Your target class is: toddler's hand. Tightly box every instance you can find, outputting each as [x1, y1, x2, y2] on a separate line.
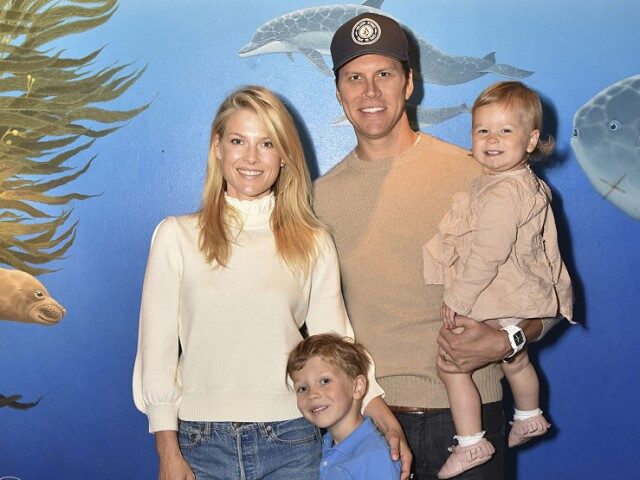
[440, 303, 457, 328]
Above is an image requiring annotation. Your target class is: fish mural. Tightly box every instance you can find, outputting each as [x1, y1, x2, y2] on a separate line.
[0, 0, 146, 409]
[239, 0, 532, 86]
[333, 103, 469, 128]
[0, 268, 65, 325]
[571, 75, 640, 220]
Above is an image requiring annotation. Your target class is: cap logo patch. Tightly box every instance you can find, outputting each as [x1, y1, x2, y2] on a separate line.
[351, 18, 381, 45]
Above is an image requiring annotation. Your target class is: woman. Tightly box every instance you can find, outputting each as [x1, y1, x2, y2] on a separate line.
[133, 86, 408, 480]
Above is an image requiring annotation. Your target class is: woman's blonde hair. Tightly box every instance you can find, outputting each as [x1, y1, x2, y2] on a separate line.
[472, 81, 555, 159]
[198, 85, 323, 277]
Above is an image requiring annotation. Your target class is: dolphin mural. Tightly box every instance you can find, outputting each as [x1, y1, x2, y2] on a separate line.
[571, 74, 640, 220]
[0, 268, 66, 325]
[333, 103, 469, 128]
[239, 0, 532, 85]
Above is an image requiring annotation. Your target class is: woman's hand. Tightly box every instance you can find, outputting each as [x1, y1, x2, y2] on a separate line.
[364, 396, 413, 480]
[155, 430, 195, 480]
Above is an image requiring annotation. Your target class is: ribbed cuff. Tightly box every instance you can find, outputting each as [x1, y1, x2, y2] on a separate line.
[147, 403, 179, 433]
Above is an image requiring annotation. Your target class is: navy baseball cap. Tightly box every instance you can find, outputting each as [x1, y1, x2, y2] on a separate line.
[330, 13, 410, 74]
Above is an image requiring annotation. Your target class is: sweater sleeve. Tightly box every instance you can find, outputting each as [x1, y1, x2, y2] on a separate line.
[445, 180, 521, 315]
[305, 231, 385, 406]
[132, 217, 183, 433]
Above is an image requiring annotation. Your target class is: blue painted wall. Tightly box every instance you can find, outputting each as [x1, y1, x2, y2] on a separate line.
[1, 1, 639, 478]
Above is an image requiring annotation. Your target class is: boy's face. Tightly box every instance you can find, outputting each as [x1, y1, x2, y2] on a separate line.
[291, 356, 366, 444]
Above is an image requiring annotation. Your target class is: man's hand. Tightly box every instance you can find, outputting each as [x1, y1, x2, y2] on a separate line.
[364, 396, 413, 479]
[437, 316, 511, 373]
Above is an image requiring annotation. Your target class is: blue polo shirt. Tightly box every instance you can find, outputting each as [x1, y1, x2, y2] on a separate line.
[319, 416, 401, 480]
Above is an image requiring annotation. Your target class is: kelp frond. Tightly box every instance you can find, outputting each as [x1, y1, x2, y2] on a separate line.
[0, 0, 147, 274]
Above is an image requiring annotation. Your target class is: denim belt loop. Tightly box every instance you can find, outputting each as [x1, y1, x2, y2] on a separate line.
[260, 422, 274, 436]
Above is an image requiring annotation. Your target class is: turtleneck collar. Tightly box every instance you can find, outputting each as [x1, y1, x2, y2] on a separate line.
[225, 192, 274, 229]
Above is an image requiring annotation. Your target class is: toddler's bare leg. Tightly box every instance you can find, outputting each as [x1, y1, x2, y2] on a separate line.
[438, 365, 482, 436]
[501, 348, 539, 410]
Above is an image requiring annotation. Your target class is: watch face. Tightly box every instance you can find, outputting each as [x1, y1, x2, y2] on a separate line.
[514, 330, 525, 346]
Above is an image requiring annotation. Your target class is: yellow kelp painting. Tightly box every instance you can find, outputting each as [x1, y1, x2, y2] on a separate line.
[1, 0, 146, 407]
[1, 0, 146, 278]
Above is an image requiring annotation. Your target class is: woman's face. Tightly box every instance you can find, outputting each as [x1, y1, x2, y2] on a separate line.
[214, 109, 282, 201]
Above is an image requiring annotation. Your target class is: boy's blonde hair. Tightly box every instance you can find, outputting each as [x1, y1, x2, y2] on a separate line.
[198, 85, 323, 276]
[472, 81, 555, 159]
[287, 333, 370, 392]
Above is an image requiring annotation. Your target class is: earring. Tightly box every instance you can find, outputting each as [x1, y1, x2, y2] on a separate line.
[280, 161, 285, 167]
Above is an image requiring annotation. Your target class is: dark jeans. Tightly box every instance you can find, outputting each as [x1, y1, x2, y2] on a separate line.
[395, 401, 506, 480]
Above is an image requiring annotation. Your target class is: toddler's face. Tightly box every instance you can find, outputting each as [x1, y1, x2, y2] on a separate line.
[471, 102, 540, 175]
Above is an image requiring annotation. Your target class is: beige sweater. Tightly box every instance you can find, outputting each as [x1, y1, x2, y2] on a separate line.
[132, 194, 383, 432]
[313, 133, 504, 408]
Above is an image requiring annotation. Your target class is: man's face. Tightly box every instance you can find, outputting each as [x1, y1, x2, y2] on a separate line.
[336, 54, 413, 142]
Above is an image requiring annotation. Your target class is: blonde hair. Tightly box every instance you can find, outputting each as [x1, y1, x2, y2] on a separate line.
[472, 81, 555, 159]
[198, 85, 323, 276]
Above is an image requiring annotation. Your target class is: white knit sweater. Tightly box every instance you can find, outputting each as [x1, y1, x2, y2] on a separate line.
[133, 194, 383, 432]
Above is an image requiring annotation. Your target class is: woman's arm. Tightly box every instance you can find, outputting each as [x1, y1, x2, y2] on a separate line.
[132, 218, 183, 432]
[304, 232, 385, 405]
[155, 431, 194, 480]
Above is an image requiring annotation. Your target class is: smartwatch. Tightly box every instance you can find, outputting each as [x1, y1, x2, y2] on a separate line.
[502, 325, 526, 361]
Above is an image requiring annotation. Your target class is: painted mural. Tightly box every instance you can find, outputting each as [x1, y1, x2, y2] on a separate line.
[571, 75, 640, 220]
[239, 0, 532, 129]
[1, 0, 638, 478]
[0, 0, 145, 409]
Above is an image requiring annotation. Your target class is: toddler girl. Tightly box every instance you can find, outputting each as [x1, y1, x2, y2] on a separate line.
[423, 81, 574, 479]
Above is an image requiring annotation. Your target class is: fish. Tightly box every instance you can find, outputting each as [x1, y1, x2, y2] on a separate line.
[332, 103, 469, 127]
[0, 268, 66, 324]
[238, 1, 532, 84]
[571, 75, 640, 220]
[0, 393, 42, 410]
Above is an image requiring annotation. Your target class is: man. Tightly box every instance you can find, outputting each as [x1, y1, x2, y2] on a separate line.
[313, 13, 559, 479]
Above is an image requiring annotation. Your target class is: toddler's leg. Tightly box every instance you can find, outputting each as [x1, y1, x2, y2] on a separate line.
[501, 348, 539, 411]
[437, 365, 494, 478]
[502, 349, 551, 447]
[438, 368, 482, 437]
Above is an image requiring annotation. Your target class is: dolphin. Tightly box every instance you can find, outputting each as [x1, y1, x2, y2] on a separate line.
[0, 268, 66, 324]
[239, 1, 533, 84]
[571, 74, 640, 220]
[333, 103, 469, 127]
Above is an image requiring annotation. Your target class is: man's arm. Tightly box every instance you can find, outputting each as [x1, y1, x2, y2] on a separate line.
[364, 396, 412, 480]
[437, 315, 561, 374]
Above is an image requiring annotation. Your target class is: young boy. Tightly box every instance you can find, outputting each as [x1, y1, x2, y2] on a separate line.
[287, 333, 401, 480]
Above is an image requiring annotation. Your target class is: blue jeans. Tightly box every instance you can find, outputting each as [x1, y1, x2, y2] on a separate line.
[178, 417, 322, 480]
[395, 401, 506, 479]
